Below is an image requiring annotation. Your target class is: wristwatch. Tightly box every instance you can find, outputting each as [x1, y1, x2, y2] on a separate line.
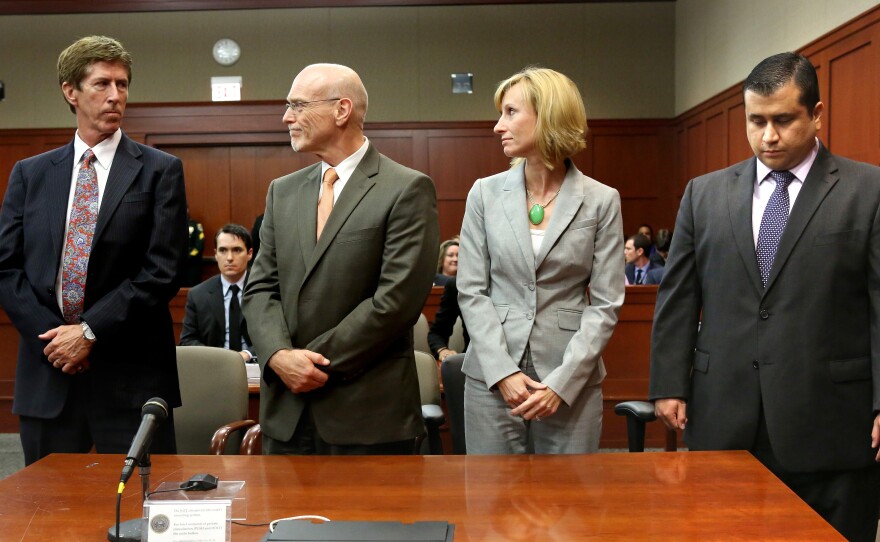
[80, 321, 97, 343]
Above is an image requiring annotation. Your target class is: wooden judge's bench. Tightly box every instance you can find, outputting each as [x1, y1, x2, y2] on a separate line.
[0, 285, 666, 449]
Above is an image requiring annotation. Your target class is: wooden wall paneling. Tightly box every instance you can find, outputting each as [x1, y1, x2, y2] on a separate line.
[685, 120, 706, 180]
[704, 111, 727, 173]
[366, 132, 417, 171]
[166, 146, 232, 255]
[824, 36, 878, 164]
[426, 130, 509, 240]
[227, 145, 314, 230]
[0, 310, 17, 432]
[726, 101, 751, 165]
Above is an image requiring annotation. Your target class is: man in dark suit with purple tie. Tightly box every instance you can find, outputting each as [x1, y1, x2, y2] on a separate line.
[0, 36, 188, 465]
[650, 52, 880, 541]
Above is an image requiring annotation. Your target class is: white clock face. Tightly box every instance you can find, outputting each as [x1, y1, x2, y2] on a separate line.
[213, 38, 241, 66]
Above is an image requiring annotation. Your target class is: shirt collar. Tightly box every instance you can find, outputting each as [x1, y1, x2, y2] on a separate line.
[73, 129, 122, 171]
[220, 274, 247, 295]
[321, 137, 370, 184]
[756, 137, 820, 185]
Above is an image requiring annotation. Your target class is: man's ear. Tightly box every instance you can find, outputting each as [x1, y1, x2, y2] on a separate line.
[61, 82, 77, 109]
[334, 98, 353, 126]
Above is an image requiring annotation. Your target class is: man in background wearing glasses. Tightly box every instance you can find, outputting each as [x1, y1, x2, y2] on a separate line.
[243, 64, 439, 455]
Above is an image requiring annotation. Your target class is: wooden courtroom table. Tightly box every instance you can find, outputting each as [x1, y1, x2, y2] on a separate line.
[0, 451, 841, 541]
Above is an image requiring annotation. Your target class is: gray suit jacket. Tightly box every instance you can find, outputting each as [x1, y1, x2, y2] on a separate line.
[242, 143, 439, 445]
[458, 161, 624, 405]
[650, 145, 880, 473]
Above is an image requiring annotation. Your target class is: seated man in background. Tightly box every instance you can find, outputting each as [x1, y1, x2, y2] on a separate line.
[624, 233, 660, 285]
[180, 223, 255, 362]
[645, 229, 672, 284]
[428, 276, 469, 361]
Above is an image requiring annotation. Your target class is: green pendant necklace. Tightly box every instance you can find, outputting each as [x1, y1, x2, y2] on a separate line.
[527, 187, 562, 225]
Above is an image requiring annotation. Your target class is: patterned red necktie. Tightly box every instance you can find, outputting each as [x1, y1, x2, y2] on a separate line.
[61, 149, 99, 323]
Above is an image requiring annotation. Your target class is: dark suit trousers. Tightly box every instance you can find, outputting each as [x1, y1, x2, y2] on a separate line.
[261, 403, 413, 456]
[19, 375, 176, 466]
[752, 409, 880, 542]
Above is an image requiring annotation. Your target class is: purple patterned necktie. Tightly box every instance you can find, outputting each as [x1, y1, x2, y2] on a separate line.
[61, 149, 99, 323]
[756, 170, 795, 288]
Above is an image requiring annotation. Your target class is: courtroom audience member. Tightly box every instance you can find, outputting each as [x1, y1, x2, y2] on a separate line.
[638, 223, 662, 265]
[428, 276, 469, 361]
[242, 63, 438, 456]
[0, 36, 187, 465]
[180, 223, 256, 362]
[434, 238, 459, 286]
[653, 228, 672, 262]
[458, 67, 623, 454]
[650, 52, 880, 541]
[624, 233, 660, 285]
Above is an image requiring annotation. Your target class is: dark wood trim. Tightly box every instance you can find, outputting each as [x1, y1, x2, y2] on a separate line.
[0, 0, 673, 16]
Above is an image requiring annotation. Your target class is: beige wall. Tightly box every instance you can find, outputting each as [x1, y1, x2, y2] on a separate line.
[675, 0, 880, 115]
[0, 2, 675, 129]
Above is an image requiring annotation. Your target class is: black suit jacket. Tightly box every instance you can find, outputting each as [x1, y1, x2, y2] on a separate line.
[625, 261, 661, 285]
[650, 145, 880, 473]
[0, 133, 188, 418]
[427, 276, 469, 357]
[179, 274, 250, 349]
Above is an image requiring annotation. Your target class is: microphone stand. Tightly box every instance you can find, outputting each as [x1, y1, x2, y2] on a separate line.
[107, 453, 150, 542]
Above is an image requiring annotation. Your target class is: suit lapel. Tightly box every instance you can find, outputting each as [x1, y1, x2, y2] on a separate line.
[48, 143, 76, 263]
[207, 276, 226, 337]
[93, 135, 143, 243]
[535, 163, 583, 269]
[764, 145, 838, 293]
[303, 145, 378, 282]
[728, 157, 764, 294]
[500, 164, 537, 272]
[297, 163, 321, 260]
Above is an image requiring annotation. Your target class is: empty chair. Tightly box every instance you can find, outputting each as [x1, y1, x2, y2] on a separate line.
[413, 313, 430, 354]
[448, 317, 466, 353]
[440, 353, 466, 454]
[414, 350, 444, 454]
[175, 346, 255, 454]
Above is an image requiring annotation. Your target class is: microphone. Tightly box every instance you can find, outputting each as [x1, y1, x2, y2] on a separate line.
[119, 398, 168, 485]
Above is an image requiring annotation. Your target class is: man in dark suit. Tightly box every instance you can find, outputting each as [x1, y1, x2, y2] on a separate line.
[0, 36, 187, 465]
[242, 63, 438, 455]
[650, 52, 880, 541]
[624, 233, 660, 285]
[180, 223, 255, 362]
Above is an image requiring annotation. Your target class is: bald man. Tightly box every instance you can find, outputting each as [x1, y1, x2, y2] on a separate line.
[242, 64, 439, 455]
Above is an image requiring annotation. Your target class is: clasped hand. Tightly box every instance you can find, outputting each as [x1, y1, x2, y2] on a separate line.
[268, 349, 330, 393]
[499, 371, 562, 421]
[40, 324, 91, 374]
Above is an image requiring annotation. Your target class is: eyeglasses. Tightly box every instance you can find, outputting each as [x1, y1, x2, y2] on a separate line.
[284, 98, 340, 115]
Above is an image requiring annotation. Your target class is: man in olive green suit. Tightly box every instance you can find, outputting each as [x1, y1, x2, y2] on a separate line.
[242, 64, 439, 455]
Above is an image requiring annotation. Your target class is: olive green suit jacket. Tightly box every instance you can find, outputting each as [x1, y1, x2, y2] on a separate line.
[243, 144, 439, 445]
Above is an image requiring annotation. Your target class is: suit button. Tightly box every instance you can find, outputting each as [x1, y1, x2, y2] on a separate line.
[753, 360, 759, 369]
[526, 311, 534, 320]
[759, 309, 769, 319]
[528, 281, 535, 291]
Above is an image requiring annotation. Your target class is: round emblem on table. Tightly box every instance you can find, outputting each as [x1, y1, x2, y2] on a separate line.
[150, 514, 171, 533]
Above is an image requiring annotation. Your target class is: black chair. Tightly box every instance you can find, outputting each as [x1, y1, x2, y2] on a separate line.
[614, 400, 678, 452]
[440, 353, 466, 454]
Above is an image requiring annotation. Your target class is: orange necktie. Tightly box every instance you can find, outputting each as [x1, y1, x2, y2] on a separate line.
[316, 167, 339, 240]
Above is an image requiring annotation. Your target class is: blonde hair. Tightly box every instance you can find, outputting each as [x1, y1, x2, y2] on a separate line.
[494, 67, 587, 170]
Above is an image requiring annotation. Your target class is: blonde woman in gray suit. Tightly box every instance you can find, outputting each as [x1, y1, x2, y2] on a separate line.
[458, 67, 624, 454]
